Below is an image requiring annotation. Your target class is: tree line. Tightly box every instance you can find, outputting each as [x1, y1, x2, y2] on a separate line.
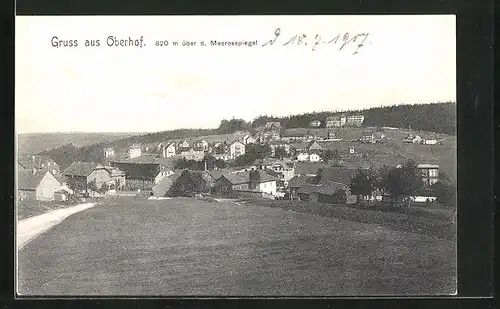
[349, 160, 456, 208]
[251, 102, 456, 135]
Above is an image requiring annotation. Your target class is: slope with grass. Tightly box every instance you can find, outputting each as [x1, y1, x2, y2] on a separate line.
[18, 196, 456, 296]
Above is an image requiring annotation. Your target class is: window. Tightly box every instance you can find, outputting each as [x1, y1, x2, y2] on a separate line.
[429, 169, 439, 177]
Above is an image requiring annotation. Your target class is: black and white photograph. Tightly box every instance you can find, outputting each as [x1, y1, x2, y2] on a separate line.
[15, 15, 457, 296]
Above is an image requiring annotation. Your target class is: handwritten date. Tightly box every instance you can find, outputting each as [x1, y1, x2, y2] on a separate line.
[262, 28, 370, 55]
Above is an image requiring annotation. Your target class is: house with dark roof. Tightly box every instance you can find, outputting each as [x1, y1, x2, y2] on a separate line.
[306, 140, 323, 152]
[162, 142, 177, 158]
[288, 175, 315, 200]
[296, 180, 354, 204]
[215, 170, 279, 197]
[18, 169, 62, 201]
[62, 162, 114, 192]
[18, 155, 60, 176]
[252, 158, 295, 186]
[317, 167, 357, 186]
[294, 162, 329, 177]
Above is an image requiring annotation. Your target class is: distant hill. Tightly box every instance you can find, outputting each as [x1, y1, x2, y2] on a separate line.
[252, 102, 456, 135]
[33, 102, 456, 171]
[17, 132, 141, 156]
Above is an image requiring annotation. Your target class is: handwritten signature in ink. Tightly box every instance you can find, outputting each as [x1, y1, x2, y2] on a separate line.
[262, 28, 371, 55]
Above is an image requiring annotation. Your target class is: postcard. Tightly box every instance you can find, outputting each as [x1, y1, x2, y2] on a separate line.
[15, 15, 457, 296]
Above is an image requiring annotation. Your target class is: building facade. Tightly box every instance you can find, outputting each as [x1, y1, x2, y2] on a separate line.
[229, 141, 246, 159]
[128, 144, 142, 158]
[418, 164, 439, 186]
[346, 115, 365, 126]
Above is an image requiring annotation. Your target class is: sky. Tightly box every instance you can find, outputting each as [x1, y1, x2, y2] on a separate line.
[16, 15, 456, 133]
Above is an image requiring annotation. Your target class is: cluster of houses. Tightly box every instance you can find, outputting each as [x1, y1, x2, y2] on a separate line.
[310, 114, 365, 128]
[17, 120, 443, 204]
[403, 132, 438, 145]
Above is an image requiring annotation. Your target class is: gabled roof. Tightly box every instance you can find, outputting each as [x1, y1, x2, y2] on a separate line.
[18, 155, 59, 170]
[18, 169, 59, 190]
[297, 184, 321, 195]
[221, 170, 278, 185]
[318, 167, 357, 185]
[63, 162, 103, 177]
[288, 175, 314, 188]
[314, 181, 349, 195]
[294, 162, 329, 176]
[306, 140, 322, 149]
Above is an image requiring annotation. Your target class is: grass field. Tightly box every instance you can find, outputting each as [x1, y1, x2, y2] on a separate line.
[18, 196, 456, 296]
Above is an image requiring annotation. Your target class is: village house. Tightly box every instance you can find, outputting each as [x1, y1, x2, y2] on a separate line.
[360, 129, 386, 143]
[309, 182, 355, 204]
[103, 147, 115, 158]
[181, 147, 205, 161]
[242, 134, 256, 145]
[162, 142, 177, 158]
[111, 156, 173, 190]
[310, 120, 321, 127]
[195, 140, 209, 150]
[296, 152, 310, 162]
[404, 133, 423, 144]
[325, 130, 340, 140]
[346, 115, 365, 126]
[309, 153, 321, 162]
[288, 175, 315, 200]
[19, 155, 60, 176]
[229, 141, 246, 160]
[281, 131, 307, 142]
[128, 144, 142, 158]
[294, 162, 330, 177]
[62, 162, 115, 193]
[294, 166, 357, 203]
[177, 140, 190, 149]
[252, 158, 295, 187]
[17, 169, 62, 201]
[269, 141, 291, 157]
[422, 135, 438, 145]
[306, 140, 323, 152]
[105, 166, 127, 189]
[417, 163, 439, 186]
[214, 170, 278, 198]
[326, 116, 342, 128]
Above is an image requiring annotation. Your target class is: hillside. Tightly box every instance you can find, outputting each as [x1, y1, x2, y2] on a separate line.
[17, 132, 141, 156]
[252, 102, 456, 135]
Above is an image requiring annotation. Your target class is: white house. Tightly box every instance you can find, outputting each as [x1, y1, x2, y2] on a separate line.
[103, 147, 115, 158]
[196, 140, 209, 150]
[346, 115, 365, 126]
[229, 141, 246, 159]
[297, 153, 310, 162]
[128, 144, 142, 158]
[309, 153, 321, 162]
[162, 142, 176, 158]
[310, 120, 321, 127]
[243, 134, 256, 145]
